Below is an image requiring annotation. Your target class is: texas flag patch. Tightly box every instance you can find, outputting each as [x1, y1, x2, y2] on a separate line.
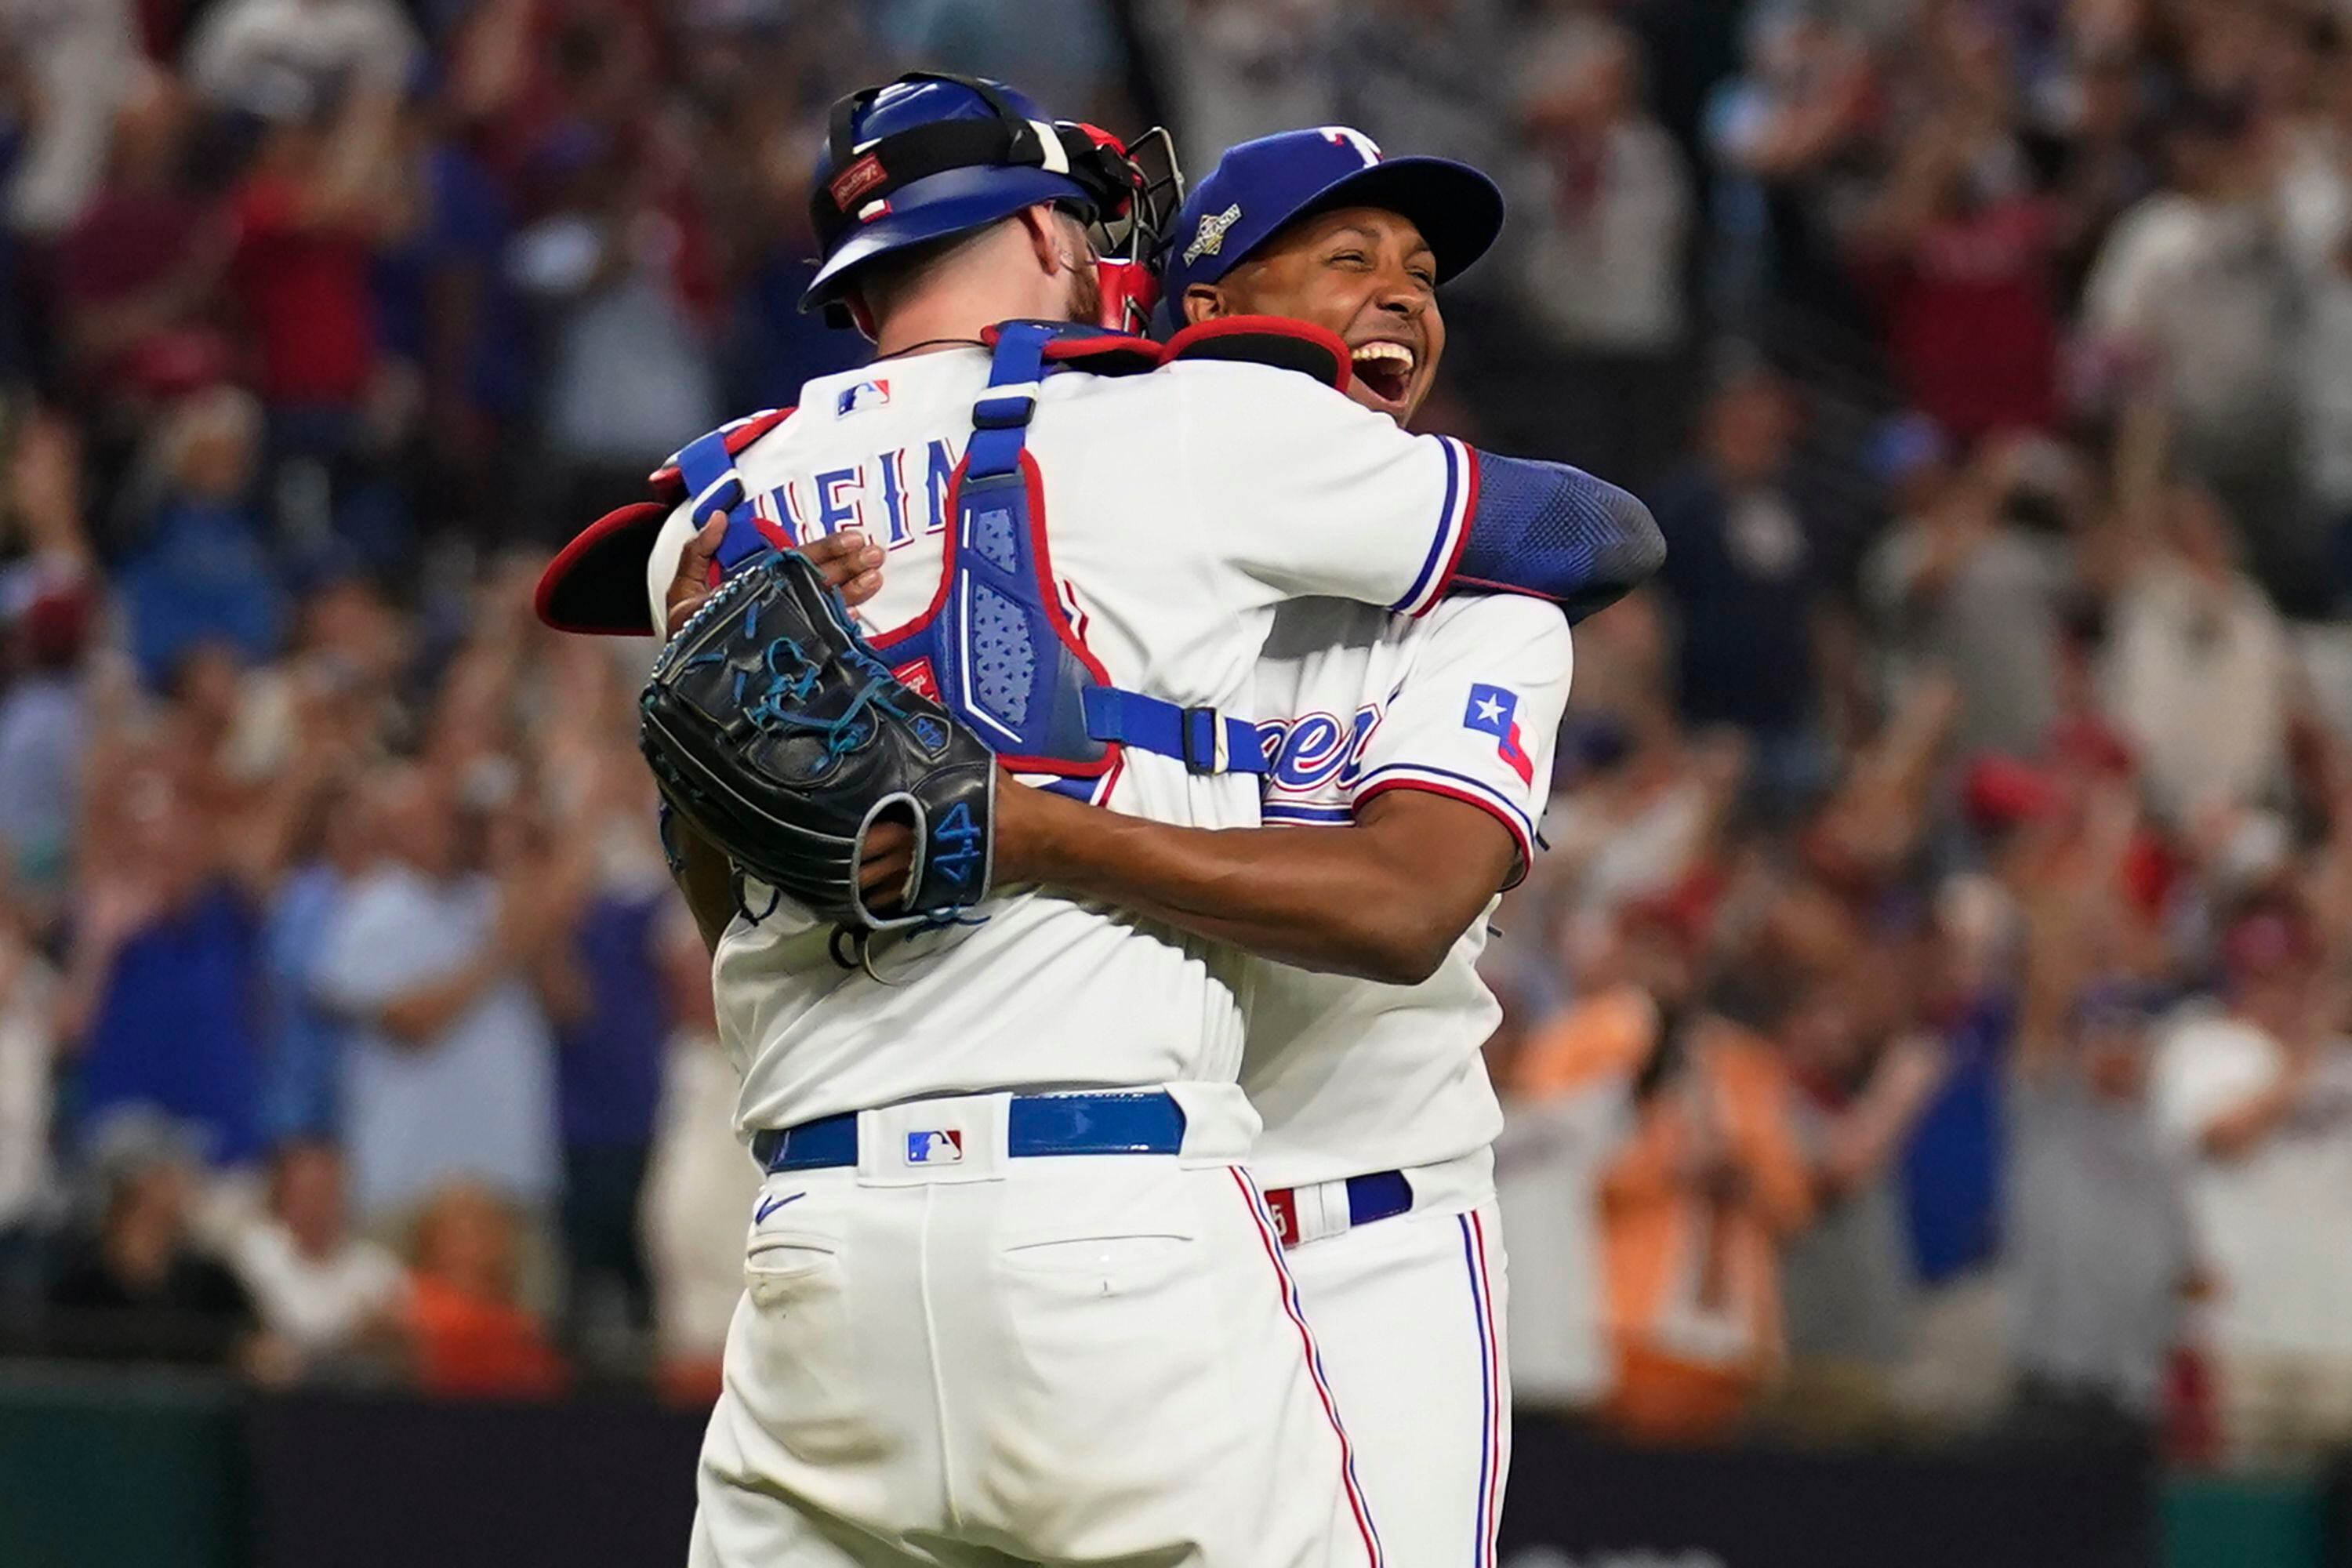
[1463, 683, 1535, 786]
[837, 378, 891, 416]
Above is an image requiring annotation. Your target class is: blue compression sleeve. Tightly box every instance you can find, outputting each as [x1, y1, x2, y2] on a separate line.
[1450, 452, 1665, 623]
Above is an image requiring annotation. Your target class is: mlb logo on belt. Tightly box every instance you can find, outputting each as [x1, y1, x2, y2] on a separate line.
[906, 1130, 964, 1165]
[838, 378, 891, 416]
[1463, 683, 1534, 785]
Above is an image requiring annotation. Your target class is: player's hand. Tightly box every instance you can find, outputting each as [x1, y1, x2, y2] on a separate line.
[663, 513, 728, 637]
[858, 818, 917, 911]
[666, 516, 888, 638]
[796, 531, 886, 607]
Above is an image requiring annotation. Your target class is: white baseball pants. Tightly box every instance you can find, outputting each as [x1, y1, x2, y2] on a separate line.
[687, 1091, 1381, 1567]
[1279, 1185, 1511, 1568]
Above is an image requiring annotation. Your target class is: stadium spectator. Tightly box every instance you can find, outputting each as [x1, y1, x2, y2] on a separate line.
[1861, 429, 2071, 760]
[1142, 0, 1337, 175]
[58, 756, 279, 1174]
[507, 125, 720, 539]
[2082, 92, 2317, 612]
[228, 1138, 405, 1378]
[226, 77, 405, 562]
[0, 891, 56, 1308]
[1847, 8, 2061, 441]
[0, 575, 95, 910]
[42, 1121, 263, 1367]
[257, 765, 367, 1143]
[543, 727, 671, 1367]
[183, 0, 422, 111]
[2002, 840, 2198, 1450]
[0, 0, 139, 235]
[1773, 990, 1947, 1438]
[403, 1180, 566, 1399]
[1497, 895, 1699, 1414]
[1594, 1002, 1813, 1443]
[641, 901, 757, 1406]
[2098, 483, 2295, 827]
[312, 764, 563, 1235]
[2151, 896, 2352, 1467]
[52, 67, 232, 423]
[1655, 359, 1844, 811]
[118, 386, 285, 686]
[1508, 15, 1693, 488]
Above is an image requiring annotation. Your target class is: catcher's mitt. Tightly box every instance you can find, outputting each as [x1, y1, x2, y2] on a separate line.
[640, 549, 995, 934]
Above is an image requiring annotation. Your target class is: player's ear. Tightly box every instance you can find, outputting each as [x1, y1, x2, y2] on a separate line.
[844, 292, 880, 342]
[1180, 284, 1226, 326]
[1014, 203, 1075, 276]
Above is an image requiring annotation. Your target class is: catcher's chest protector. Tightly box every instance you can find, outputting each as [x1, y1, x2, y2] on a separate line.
[675, 321, 1285, 801]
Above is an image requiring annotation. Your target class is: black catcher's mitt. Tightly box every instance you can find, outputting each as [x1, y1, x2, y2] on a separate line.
[640, 549, 995, 932]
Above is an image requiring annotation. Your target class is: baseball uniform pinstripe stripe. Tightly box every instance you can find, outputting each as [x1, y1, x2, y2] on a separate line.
[1228, 1167, 1385, 1567]
[1460, 1210, 1505, 1565]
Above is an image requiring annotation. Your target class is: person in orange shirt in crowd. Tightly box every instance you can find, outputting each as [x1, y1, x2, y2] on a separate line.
[1510, 889, 1813, 1440]
[404, 1181, 566, 1399]
[1596, 993, 1814, 1443]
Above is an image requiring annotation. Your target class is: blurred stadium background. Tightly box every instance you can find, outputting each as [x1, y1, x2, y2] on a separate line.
[3, 0, 2352, 1564]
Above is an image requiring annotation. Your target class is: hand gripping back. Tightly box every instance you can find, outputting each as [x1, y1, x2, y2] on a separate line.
[639, 550, 996, 932]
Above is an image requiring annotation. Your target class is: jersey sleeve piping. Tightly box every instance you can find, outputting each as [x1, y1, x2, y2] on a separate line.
[1354, 762, 1537, 887]
[1392, 435, 1477, 618]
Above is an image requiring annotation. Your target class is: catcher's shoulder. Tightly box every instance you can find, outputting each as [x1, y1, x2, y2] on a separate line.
[1024, 315, 1352, 404]
[1154, 316, 1352, 394]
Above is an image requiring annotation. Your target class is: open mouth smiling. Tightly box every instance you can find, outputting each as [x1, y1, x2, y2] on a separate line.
[1349, 339, 1417, 408]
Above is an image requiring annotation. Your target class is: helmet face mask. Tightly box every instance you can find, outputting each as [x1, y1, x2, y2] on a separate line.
[1084, 124, 1181, 333]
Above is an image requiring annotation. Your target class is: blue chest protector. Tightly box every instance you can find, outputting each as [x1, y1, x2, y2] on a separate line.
[670, 322, 1276, 800]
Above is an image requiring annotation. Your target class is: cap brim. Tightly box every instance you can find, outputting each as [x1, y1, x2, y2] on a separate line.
[535, 502, 670, 636]
[1273, 156, 1505, 285]
[800, 164, 1095, 310]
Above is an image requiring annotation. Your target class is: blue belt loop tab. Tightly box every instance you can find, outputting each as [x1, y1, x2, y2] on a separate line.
[1344, 1171, 1414, 1229]
[753, 1090, 1189, 1173]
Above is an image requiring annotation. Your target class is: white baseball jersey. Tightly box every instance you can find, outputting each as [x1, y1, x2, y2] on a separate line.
[1241, 593, 1573, 1192]
[644, 349, 1484, 1135]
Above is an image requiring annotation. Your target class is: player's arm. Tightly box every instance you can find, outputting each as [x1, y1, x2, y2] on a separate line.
[882, 597, 1572, 985]
[1178, 365, 1664, 621]
[992, 786, 1512, 984]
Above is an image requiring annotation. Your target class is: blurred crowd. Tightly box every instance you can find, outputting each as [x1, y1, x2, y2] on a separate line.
[1, 0, 2350, 1476]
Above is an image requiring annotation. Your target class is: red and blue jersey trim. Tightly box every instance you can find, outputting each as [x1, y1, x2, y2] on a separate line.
[1353, 762, 1537, 884]
[1261, 801, 1357, 826]
[1391, 436, 1477, 619]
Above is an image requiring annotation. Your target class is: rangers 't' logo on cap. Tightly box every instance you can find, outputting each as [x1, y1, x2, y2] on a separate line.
[1182, 202, 1243, 266]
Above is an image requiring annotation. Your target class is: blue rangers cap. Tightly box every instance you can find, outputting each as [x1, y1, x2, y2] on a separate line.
[1158, 126, 1504, 310]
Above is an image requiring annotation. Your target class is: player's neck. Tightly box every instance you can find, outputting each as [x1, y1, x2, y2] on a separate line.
[869, 278, 1073, 359]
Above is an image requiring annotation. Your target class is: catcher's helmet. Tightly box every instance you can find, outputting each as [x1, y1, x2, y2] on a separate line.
[802, 72, 1175, 325]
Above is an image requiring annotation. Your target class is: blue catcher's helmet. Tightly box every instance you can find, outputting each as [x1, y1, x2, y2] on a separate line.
[802, 72, 1172, 323]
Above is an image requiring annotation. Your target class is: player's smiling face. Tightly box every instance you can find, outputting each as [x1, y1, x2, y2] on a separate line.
[1181, 205, 1445, 426]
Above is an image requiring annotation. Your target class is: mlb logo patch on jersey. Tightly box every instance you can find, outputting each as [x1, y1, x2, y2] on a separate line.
[1464, 683, 1535, 786]
[906, 1130, 964, 1165]
[837, 379, 892, 416]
